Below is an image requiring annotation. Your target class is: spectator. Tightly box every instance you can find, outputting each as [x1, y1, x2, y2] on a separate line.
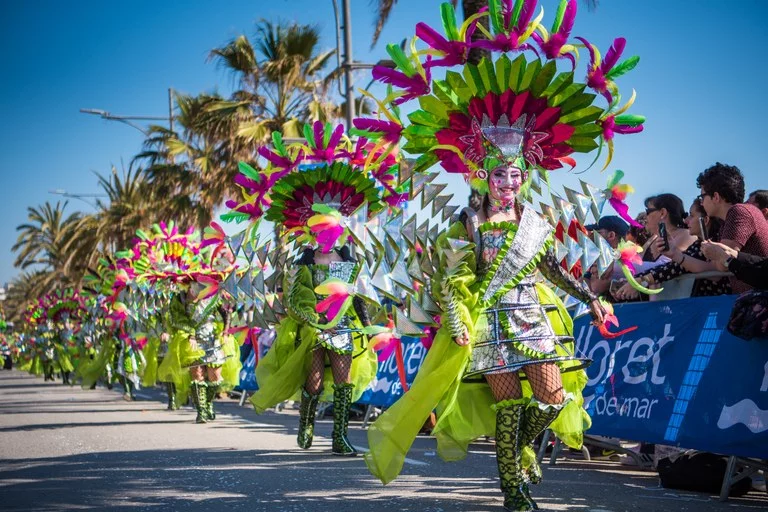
[627, 212, 651, 247]
[642, 194, 697, 261]
[585, 215, 667, 300]
[747, 189, 768, 220]
[614, 198, 731, 300]
[701, 241, 768, 290]
[586, 215, 629, 249]
[696, 162, 768, 293]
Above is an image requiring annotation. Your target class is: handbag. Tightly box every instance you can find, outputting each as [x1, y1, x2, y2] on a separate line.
[727, 291, 768, 340]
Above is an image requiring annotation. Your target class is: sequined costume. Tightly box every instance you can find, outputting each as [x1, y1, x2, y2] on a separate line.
[467, 212, 595, 377]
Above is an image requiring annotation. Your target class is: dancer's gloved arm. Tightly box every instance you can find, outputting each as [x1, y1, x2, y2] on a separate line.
[432, 220, 477, 344]
[537, 250, 597, 304]
[352, 297, 371, 327]
[283, 265, 319, 325]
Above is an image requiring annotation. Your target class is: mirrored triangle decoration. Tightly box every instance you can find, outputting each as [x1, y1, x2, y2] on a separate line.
[578, 230, 600, 272]
[431, 194, 453, 218]
[395, 307, 424, 337]
[400, 214, 417, 249]
[564, 187, 593, 226]
[407, 296, 437, 326]
[551, 194, 576, 227]
[441, 204, 459, 223]
[539, 202, 558, 227]
[227, 231, 246, 257]
[580, 180, 606, 221]
[564, 236, 583, 271]
[421, 183, 447, 209]
[593, 232, 615, 276]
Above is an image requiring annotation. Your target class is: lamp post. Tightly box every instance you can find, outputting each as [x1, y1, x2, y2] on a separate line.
[81, 88, 175, 135]
[49, 189, 106, 209]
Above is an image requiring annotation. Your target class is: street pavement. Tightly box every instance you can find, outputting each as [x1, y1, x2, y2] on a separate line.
[1, 369, 766, 512]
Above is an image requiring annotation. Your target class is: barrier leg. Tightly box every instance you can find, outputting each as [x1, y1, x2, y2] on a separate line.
[549, 437, 562, 466]
[239, 390, 249, 407]
[719, 455, 738, 502]
[537, 429, 551, 464]
[361, 405, 376, 429]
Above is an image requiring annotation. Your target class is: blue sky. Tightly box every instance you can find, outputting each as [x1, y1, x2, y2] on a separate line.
[1, 0, 767, 284]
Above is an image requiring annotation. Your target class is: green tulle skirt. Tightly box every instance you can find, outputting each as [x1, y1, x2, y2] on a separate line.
[79, 339, 117, 389]
[365, 283, 591, 484]
[159, 330, 242, 394]
[141, 338, 160, 387]
[250, 316, 378, 413]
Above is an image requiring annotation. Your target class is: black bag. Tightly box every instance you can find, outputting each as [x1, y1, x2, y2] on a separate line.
[657, 452, 752, 496]
[727, 291, 768, 340]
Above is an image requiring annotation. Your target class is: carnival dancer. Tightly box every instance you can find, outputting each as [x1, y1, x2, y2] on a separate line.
[224, 121, 402, 454]
[360, 1, 644, 509]
[144, 222, 240, 423]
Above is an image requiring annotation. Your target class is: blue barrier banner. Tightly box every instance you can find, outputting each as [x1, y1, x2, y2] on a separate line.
[358, 336, 429, 407]
[576, 295, 768, 459]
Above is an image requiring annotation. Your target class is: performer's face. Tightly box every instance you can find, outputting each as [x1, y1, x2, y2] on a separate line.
[488, 166, 523, 203]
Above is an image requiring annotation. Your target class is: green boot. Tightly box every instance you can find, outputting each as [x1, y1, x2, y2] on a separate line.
[166, 382, 179, 410]
[123, 379, 135, 401]
[191, 381, 208, 424]
[331, 383, 357, 456]
[495, 398, 537, 512]
[521, 397, 569, 485]
[297, 388, 320, 449]
[205, 380, 222, 421]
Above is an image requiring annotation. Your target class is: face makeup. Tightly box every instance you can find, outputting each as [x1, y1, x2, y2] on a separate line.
[488, 166, 523, 212]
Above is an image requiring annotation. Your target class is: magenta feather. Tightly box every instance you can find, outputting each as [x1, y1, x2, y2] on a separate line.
[609, 197, 643, 228]
[602, 37, 626, 72]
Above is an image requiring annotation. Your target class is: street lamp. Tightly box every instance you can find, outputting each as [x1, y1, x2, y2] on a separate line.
[49, 189, 106, 209]
[80, 88, 175, 135]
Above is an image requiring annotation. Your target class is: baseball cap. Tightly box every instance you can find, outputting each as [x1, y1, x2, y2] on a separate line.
[585, 215, 629, 238]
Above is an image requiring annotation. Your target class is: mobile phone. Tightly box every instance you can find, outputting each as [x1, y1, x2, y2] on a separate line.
[658, 222, 670, 251]
[698, 217, 708, 241]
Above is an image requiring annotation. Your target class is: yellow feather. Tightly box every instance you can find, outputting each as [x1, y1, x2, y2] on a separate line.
[535, 25, 550, 41]
[460, 12, 487, 40]
[613, 89, 637, 116]
[521, 8, 545, 42]
[601, 139, 615, 172]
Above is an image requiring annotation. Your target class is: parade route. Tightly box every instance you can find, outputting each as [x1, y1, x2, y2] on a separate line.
[0, 370, 765, 511]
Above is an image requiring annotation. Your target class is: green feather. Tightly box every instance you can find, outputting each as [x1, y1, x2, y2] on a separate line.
[510, 0, 525, 29]
[552, 0, 567, 32]
[614, 114, 645, 127]
[220, 211, 252, 224]
[440, 3, 460, 41]
[386, 44, 416, 76]
[322, 123, 332, 148]
[302, 123, 315, 149]
[606, 169, 624, 189]
[238, 162, 261, 182]
[489, 0, 504, 34]
[605, 56, 640, 79]
[135, 229, 150, 241]
[272, 131, 286, 155]
[622, 265, 663, 295]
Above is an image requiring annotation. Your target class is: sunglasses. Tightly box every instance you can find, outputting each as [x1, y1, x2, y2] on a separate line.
[645, 207, 659, 215]
[697, 193, 711, 202]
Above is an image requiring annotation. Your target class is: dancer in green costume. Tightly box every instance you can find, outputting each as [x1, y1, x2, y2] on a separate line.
[360, 1, 646, 509]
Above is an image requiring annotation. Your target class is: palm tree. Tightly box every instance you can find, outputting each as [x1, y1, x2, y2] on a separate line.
[209, 20, 338, 143]
[11, 201, 81, 297]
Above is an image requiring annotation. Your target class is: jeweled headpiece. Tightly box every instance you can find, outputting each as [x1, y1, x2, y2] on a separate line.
[358, 0, 645, 196]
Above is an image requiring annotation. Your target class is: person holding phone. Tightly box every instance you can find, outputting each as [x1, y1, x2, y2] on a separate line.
[614, 198, 731, 300]
[642, 194, 697, 261]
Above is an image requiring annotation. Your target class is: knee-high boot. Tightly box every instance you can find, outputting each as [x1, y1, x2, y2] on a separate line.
[166, 382, 178, 410]
[123, 378, 135, 401]
[494, 398, 537, 512]
[297, 388, 320, 449]
[205, 380, 222, 421]
[191, 381, 208, 423]
[520, 397, 569, 485]
[331, 383, 357, 456]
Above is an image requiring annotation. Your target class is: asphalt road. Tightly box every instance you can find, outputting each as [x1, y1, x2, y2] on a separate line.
[0, 369, 766, 512]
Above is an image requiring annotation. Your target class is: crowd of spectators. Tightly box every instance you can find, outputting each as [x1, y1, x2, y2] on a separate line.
[583, 163, 768, 338]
